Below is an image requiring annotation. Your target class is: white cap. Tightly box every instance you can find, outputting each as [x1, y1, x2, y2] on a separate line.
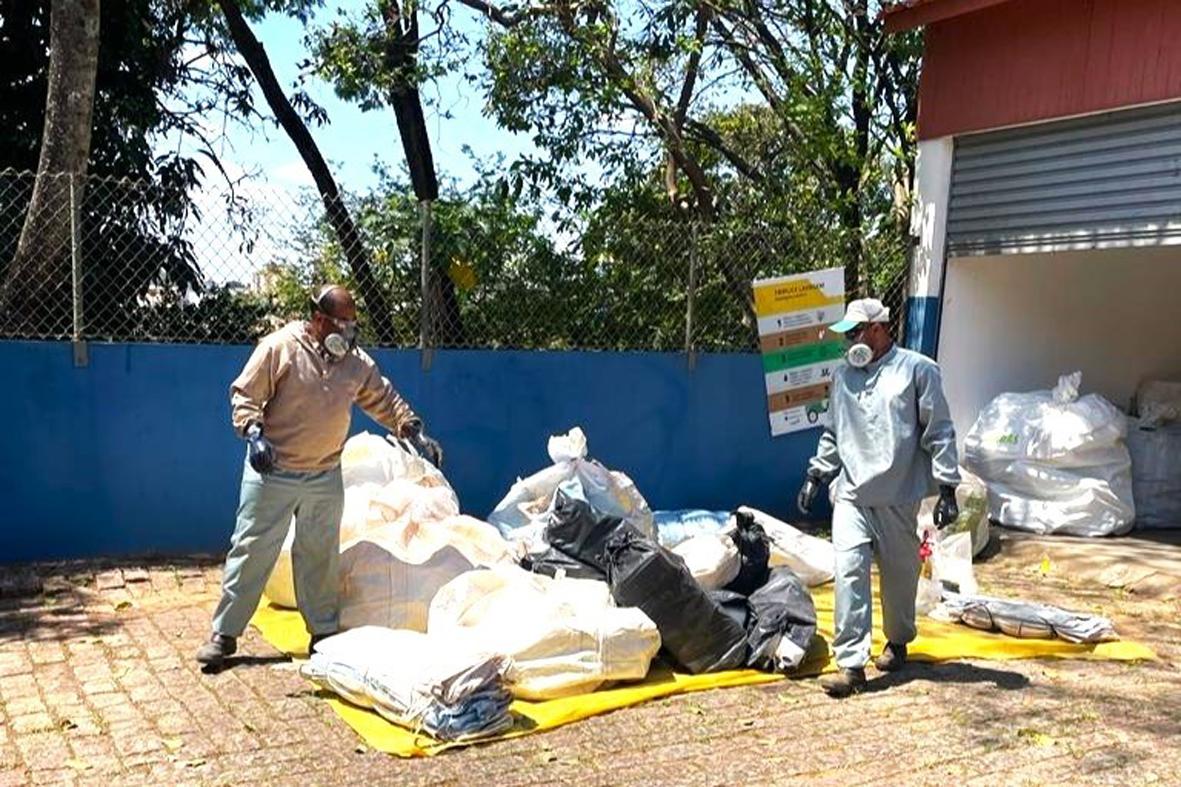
[829, 298, 890, 333]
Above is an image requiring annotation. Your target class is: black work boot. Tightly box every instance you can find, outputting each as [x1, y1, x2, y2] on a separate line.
[195, 634, 237, 666]
[819, 668, 867, 698]
[874, 642, 908, 672]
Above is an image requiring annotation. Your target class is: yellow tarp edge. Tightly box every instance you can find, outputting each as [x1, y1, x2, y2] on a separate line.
[250, 585, 1156, 759]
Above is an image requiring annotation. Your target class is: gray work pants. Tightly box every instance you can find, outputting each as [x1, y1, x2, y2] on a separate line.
[211, 461, 344, 638]
[831, 500, 922, 670]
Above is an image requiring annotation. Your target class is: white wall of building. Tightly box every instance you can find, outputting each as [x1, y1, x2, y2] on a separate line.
[908, 136, 955, 300]
[938, 246, 1181, 437]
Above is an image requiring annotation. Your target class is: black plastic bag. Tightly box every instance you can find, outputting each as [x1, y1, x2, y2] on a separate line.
[724, 509, 771, 596]
[520, 549, 604, 581]
[545, 489, 636, 574]
[606, 531, 749, 674]
[709, 589, 750, 632]
[745, 567, 817, 672]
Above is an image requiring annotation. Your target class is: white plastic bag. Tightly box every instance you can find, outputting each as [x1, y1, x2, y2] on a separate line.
[915, 526, 978, 616]
[672, 534, 741, 590]
[1127, 422, 1181, 530]
[488, 427, 655, 543]
[734, 507, 834, 587]
[917, 470, 990, 557]
[963, 372, 1135, 536]
[429, 566, 661, 700]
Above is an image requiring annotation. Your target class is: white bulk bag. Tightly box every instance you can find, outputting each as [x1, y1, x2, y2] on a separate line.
[672, 533, 741, 590]
[339, 515, 513, 632]
[429, 567, 661, 700]
[264, 433, 465, 608]
[735, 507, 835, 587]
[963, 372, 1135, 537]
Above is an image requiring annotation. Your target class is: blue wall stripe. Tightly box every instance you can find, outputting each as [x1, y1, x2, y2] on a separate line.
[0, 342, 828, 563]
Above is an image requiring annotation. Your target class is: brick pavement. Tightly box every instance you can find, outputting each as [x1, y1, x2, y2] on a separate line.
[0, 545, 1178, 786]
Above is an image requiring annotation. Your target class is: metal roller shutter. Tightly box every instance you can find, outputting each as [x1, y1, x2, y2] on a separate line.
[947, 101, 1181, 256]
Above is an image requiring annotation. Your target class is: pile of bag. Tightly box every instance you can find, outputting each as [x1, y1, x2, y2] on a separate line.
[604, 512, 818, 674]
[963, 372, 1135, 536]
[265, 433, 513, 630]
[654, 507, 835, 588]
[301, 627, 514, 741]
[488, 427, 655, 554]
[429, 566, 660, 700]
[1127, 380, 1181, 531]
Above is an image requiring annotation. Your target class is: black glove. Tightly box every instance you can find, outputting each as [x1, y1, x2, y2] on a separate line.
[402, 419, 444, 470]
[796, 473, 823, 515]
[245, 422, 275, 474]
[934, 485, 959, 529]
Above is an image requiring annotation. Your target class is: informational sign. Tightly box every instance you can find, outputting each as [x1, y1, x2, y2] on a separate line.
[753, 267, 845, 436]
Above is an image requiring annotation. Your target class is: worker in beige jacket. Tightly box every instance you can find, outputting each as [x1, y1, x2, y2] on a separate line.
[196, 285, 442, 668]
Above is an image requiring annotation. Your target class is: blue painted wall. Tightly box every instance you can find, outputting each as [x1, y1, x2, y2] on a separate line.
[0, 341, 825, 563]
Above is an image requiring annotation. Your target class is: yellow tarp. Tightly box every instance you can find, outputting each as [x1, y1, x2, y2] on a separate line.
[251, 584, 1155, 758]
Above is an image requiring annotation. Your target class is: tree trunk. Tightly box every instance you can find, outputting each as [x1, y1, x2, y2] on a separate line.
[380, 0, 463, 346]
[840, 0, 872, 298]
[1, 0, 100, 330]
[217, 0, 399, 344]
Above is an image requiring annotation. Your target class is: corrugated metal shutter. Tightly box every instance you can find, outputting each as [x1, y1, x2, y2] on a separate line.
[947, 101, 1181, 256]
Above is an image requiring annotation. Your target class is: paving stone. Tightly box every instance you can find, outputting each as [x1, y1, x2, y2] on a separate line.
[10, 713, 56, 735]
[0, 653, 31, 678]
[13, 731, 72, 772]
[0, 770, 30, 787]
[6, 696, 48, 717]
[0, 571, 42, 599]
[93, 572, 124, 592]
[0, 552, 1176, 785]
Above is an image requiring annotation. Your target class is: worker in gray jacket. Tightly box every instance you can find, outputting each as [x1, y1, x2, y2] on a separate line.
[798, 298, 960, 698]
[196, 285, 442, 668]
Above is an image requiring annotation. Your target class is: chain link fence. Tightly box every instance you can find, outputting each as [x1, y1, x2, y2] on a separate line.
[0, 169, 912, 352]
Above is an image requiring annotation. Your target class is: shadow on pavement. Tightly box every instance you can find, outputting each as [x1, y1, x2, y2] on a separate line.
[864, 661, 1031, 694]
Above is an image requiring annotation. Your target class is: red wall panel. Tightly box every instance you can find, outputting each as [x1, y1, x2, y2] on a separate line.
[917, 0, 1181, 139]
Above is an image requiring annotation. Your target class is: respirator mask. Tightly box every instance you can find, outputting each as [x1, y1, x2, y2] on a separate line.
[311, 286, 359, 360]
[845, 324, 874, 369]
[322, 315, 358, 359]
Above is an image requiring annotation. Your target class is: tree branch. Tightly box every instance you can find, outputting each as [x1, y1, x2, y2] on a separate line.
[674, 7, 710, 129]
[684, 119, 763, 182]
[216, 0, 399, 342]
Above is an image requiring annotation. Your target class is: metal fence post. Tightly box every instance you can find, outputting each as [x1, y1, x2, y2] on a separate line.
[419, 200, 434, 372]
[70, 173, 88, 367]
[684, 224, 698, 371]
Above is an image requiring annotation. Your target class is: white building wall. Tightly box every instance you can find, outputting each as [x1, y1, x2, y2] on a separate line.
[938, 246, 1181, 437]
[908, 136, 955, 300]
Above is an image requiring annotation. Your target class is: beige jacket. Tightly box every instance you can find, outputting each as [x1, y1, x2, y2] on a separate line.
[229, 321, 417, 471]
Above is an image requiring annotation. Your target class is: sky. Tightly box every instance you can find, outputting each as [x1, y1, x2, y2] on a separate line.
[188, 1, 539, 195]
[162, 1, 544, 285]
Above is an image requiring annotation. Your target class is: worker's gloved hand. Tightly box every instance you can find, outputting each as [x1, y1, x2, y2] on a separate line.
[934, 485, 959, 529]
[796, 472, 823, 515]
[402, 419, 444, 470]
[244, 422, 275, 474]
